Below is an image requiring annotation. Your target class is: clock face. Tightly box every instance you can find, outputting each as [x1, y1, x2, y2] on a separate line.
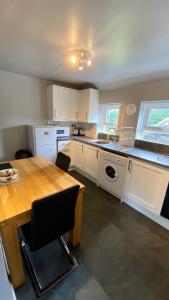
[126, 103, 137, 115]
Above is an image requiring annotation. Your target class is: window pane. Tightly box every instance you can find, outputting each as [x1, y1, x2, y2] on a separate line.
[147, 108, 169, 128]
[142, 130, 169, 145]
[136, 100, 169, 145]
[98, 104, 120, 134]
[105, 108, 119, 126]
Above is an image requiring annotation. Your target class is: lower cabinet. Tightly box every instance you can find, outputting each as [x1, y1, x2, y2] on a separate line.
[0, 236, 16, 300]
[74, 142, 84, 170]
[57, 140, 75, 166]
[84, 145, 99, 178]
[123, 158, 169, 215]
[74, 142, 99, 179]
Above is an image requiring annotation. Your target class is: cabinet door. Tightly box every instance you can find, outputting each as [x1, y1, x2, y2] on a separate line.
[53, 86, 67, 121]
[79, 89, 99, 123]
[58, 140, 74, 166]
[84, 145, 99, 178]
[79, 89, 89, 122]
[67, 89, 79, 121]
[88, 89, 99, 123]
[123, 159, 167, 215]
[0, 237, 16, 300]
[74, 142, 84, 170]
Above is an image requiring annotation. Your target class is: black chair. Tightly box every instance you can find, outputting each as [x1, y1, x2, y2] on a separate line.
[20, 185, 80, 296]
[15, 149, 33, 159]
[55, 152, 71, 172]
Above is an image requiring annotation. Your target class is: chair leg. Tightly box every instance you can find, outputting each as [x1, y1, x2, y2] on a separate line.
[21, 237, 78, 297]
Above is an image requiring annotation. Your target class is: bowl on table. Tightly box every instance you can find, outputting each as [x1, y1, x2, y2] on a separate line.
[0, 168, 20, 184]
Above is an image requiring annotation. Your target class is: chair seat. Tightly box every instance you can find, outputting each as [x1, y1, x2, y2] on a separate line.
[21, 222, 32, 248]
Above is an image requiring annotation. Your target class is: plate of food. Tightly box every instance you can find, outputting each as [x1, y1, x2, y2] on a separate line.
[0, 168, 20, 184]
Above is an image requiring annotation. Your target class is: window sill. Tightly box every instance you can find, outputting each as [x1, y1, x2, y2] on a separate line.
[135, 139, 169, 154]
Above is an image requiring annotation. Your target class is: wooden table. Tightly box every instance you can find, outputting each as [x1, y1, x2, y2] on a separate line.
[0, 157, 85, 288]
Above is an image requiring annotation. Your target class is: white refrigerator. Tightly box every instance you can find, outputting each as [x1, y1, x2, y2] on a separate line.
[28, 126, 57, 163]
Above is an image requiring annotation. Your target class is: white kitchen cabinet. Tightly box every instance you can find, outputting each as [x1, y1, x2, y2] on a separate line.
[47, 85, 67, 121]
[84, 145, 99, 178]
[78, 88, 99, 123]
[47, 85, 99, 123]
[74, 142, 99, 179]
[57, 140, 75, 166]
[67, 89, 79, 121]
[123, 158, 169, 215]
[74, 142, 84, 170]
[0, 236, 16, 300]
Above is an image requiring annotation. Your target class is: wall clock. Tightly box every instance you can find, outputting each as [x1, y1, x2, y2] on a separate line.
[126, 103, 137, 115]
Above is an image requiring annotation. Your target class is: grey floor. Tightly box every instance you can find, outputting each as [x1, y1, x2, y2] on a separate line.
[15, 171, 169, 300]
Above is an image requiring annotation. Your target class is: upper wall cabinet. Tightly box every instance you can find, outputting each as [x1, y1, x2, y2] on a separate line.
[67, 88, 79, 122]
[47, 85, 67, 121]
[78, 88, 99, 123]
[47, 85, 99, 123]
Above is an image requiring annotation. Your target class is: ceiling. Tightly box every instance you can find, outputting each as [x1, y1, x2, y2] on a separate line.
[1, 0, 169, 89]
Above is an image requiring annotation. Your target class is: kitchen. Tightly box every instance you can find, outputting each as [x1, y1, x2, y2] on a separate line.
[1, 1, 169, 300]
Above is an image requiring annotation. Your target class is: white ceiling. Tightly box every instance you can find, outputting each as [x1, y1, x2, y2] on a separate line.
[1, 0, 169, 89]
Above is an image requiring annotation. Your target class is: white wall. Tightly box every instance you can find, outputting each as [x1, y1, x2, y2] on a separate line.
[100, 78, 169, 129]
[0, 71, 48, 160]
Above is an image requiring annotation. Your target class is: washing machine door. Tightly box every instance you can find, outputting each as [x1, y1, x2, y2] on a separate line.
[105, 163, 118, 181]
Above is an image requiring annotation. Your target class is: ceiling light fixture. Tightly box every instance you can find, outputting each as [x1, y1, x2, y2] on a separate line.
[68, 49, 92, 71]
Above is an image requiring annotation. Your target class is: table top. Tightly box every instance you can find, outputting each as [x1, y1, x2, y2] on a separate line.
[0, 157, 85, 224]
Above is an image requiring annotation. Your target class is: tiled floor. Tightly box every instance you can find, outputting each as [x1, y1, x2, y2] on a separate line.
[15, 171, 169, 300]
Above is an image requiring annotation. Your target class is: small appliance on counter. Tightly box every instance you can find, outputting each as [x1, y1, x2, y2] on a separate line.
[55, 126, 70, 138]
[72, 124, 85, 136]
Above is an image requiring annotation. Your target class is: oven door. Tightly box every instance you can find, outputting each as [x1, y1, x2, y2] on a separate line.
[104, 163, 119, 182]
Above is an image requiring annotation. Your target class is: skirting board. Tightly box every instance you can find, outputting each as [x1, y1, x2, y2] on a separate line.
[123, 196, 169, 231]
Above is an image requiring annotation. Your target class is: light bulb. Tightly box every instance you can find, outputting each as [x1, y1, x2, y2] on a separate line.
[87, 59, 92, 66]
[79, 65, 83, 71]
[70, 55, 77, 64]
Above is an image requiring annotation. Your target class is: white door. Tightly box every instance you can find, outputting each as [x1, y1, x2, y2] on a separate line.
[34, 127, 56, 146]
[123, 159, 168, 215]
[53, 85, 67, 121]
[84, 145, 99, 178]
[67, 89, 79, 121]
[36, 145, 56, 163]
[74, 142, 84, 170]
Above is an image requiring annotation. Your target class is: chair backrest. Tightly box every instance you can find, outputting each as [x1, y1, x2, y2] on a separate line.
[30, 185, 80, 251]
[55, 152, 71, 172]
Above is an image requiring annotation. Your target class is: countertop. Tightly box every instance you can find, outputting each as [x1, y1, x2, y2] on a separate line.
[57, 136, 169, 169]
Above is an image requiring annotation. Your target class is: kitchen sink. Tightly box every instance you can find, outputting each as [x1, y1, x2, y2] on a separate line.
[92, 140, 111, 145]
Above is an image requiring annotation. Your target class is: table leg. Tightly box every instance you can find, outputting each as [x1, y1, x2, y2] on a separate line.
[1, 221, 25, 288]
[69, 190, 83, 247]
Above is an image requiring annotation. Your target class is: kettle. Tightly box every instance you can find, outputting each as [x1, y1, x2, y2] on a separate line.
[72, 124, 79, 136]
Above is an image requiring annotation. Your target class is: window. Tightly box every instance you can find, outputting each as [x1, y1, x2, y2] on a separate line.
[98, 103, 121, 134]
[136, 101, 169, 145]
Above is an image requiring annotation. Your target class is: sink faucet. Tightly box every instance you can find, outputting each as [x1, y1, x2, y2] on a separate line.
[107, 128, 119, 143]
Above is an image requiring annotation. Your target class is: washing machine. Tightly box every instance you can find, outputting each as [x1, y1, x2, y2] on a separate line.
[98, 150, 127, 199]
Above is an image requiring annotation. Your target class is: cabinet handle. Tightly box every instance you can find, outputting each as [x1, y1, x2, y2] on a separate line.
[128, 160, 132, 174]
[44, 131, 49, 135]
[96, 149, 99, 159]
[85, 112, 88, 121]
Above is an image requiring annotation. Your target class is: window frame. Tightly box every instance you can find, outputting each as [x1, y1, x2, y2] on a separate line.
[136, 100, 169, 143]
[98, 103, 121, 134]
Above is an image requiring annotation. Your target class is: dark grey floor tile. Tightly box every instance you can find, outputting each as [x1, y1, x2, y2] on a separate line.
[15, 170, 169, 300]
